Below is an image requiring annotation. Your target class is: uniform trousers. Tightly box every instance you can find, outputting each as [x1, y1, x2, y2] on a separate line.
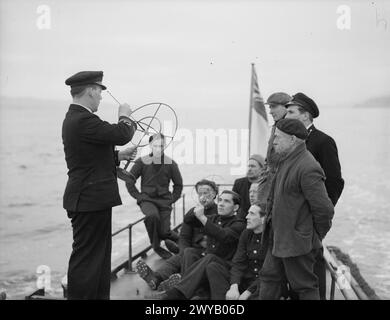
[140, 201, 177, 249]
[67, 208, 112, 300]
[176, 253, 230, 299]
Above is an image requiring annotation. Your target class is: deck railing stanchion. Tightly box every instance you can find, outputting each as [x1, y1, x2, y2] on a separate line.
[330, 277, 336, 300]
[128, 225, 133, 272]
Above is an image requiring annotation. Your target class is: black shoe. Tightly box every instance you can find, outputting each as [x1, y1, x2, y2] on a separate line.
[154, 247, 173, 260]
[136, 259, 159, 290]
[157, 273, 182, 292]
[164, 239, 179, 254]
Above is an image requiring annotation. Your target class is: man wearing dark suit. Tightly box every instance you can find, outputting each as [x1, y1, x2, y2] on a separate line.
[232, 154, 265, 219]
[258, 119, 334, 300]
[62, 71, 137, 299]
[285, 92, 344, 299]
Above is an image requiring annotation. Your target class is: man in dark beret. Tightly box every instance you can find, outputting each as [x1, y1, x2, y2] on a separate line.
[258, 118, 334, 300]
[63, 70, 138, 299]
[285, 92, 344, 299]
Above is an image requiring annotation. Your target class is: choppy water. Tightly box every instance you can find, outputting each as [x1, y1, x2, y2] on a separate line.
[0, 97, 389, 299]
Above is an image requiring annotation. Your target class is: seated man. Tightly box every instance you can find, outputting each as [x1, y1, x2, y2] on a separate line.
[158, 190, 246, 300]
[136, 179, 219, 291]
[233, 154, 265, 219]
[125, 133, 183, 259]
[223, 202, 266, 300]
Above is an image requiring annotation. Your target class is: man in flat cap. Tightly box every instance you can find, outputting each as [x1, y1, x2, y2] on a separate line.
[256, 93, 291, 225]
[285, 92, 344, 299]
[258, 118, 334, 300]
[232, 154, 265, 219]
[62, 70, 137, 299]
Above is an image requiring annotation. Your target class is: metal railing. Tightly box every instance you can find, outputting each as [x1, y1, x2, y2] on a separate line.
[110, 183, 234, 278]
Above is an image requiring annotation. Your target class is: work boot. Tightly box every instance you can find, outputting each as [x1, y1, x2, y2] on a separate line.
[157, 273, 182, 292]
[164, 239, 179, 254]
[154, 246, 173, 260]
[136, 259, 160, 290]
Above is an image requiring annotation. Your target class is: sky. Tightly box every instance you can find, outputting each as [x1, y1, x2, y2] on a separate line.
[0, 0, 389, 109]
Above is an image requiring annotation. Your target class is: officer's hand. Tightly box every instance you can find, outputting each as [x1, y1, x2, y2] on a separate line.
[238, 290, 251, 300]
[226, 285, 240, 300]
[118, 146, 137, 161]
[118, 103, 133, 120]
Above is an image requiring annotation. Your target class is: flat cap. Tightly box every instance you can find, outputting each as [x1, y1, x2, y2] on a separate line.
[265, 92, 291, 106]
[286, 92, 319, 118]
[195, 179, 219, 194]
[65, 71, 107, 90]
[276, 118, 308, 140]
[249, 154, 265, 167]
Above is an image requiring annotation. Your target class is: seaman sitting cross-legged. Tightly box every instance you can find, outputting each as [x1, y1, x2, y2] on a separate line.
[157, 190, 246, 300]
[136, 179, 219, 292]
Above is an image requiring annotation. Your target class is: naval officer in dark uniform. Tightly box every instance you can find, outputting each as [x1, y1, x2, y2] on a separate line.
[285, 92, 344, 300]
[62, 71, 137, 299]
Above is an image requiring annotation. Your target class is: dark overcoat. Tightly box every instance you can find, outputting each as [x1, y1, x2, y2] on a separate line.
[62, 104, 136, 212]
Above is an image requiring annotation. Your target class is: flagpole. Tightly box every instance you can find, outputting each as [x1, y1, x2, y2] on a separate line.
[248, 63, 255, 157]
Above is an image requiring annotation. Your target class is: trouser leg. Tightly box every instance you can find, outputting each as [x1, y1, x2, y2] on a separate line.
[159, 209, 172, 240]
[156, 254, 182, 280]
[181, 247, 204, 275]
[258, 246, 284, 300]
[206, 259, 231, 300]
[67, 209, 112, 300]
[140, 202, 161, 249]
[175, 253, 219, 299]
[314, 247, 327, 300]
[283, 249, 320, 300]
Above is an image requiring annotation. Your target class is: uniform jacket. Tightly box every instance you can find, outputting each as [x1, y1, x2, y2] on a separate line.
[179, 203, 218, 253]
[306, 125, 344, 206]
[125, 154, 183, 207]
[271, 143, 334, 258]
[230, 229, 266, 294]
[232, 177, 251, 219]
[184, 212, 246, 262]
[62, 104, 136, 212]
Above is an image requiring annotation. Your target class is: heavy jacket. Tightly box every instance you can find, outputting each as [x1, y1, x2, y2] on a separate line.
[230, 229, 266, 294]
[271, 143, 334, 258]
[232, 177, 251, 219]
[306, 125, 344, 206]
[179, 203, 218, 252]
[125, 154, 183, 206]
[62, 104, 136, 212]
[184, 212, 246, 262]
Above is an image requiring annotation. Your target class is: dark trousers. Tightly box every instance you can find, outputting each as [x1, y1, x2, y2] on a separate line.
[258, 245, 320, 300]
[205, 259, 231, 300]
[67, 209, 112, 300]
[181, 247, 205, 275]
[314, 248, 327, 300]
[140, 201, 174, 249]
[176, 253, 229, 299]
[156, 254, 182, 280]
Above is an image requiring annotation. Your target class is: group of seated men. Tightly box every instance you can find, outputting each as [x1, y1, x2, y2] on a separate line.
[135, 162, 269, 300]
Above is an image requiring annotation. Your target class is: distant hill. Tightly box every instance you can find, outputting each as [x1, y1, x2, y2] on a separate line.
[354, 95, 390, 108]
